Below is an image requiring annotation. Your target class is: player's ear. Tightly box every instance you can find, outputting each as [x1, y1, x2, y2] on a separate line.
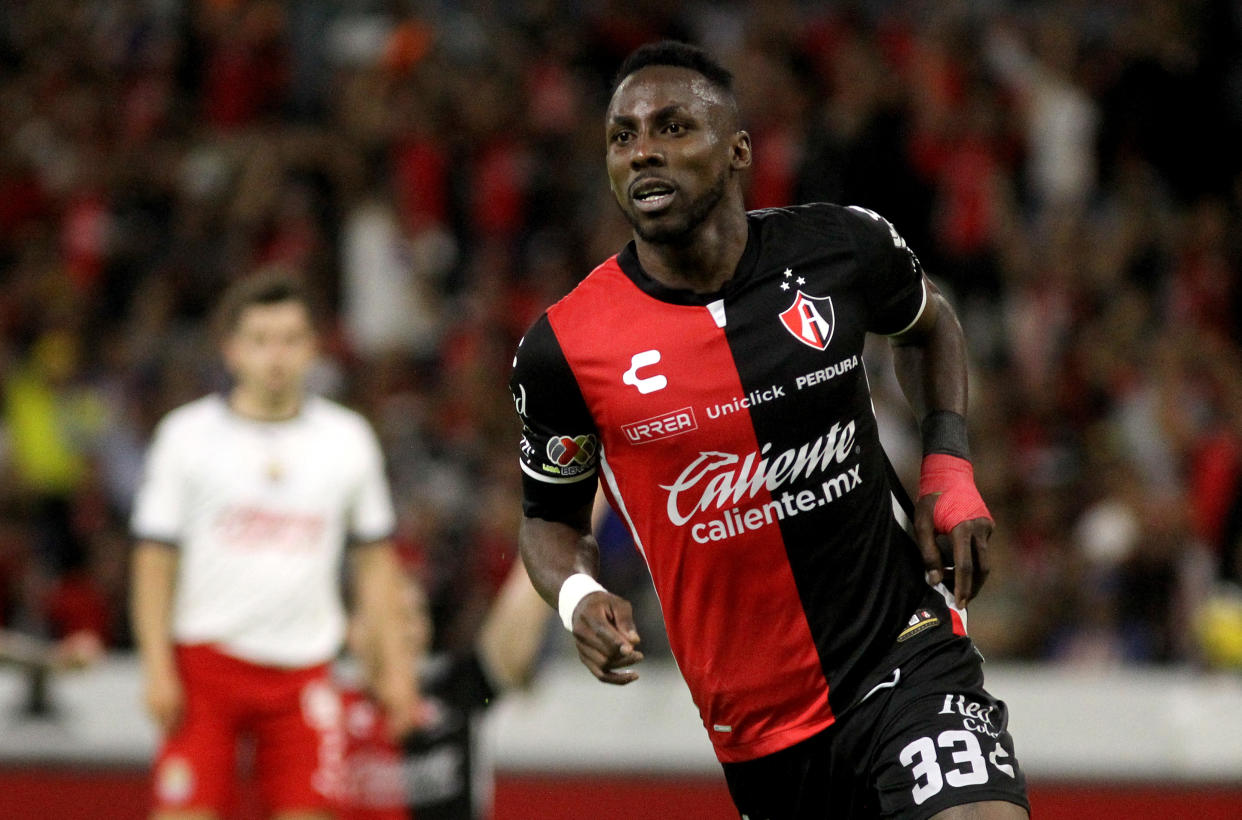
[731, 130, 752, 170]
[220, 335, 240, 374]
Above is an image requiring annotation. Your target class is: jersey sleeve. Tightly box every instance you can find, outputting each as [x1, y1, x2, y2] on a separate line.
[349, 420, 397, 543]
[130, 416, 186, 545]
[844, 205, 928, 335]
[509, 313, 599, 522]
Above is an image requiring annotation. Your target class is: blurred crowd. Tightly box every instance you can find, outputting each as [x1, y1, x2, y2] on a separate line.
[1, 0, 1240, 669]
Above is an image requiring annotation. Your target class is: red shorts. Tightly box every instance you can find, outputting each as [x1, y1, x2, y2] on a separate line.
[152, 644, 344, 815]
[338, 685, 409, 820]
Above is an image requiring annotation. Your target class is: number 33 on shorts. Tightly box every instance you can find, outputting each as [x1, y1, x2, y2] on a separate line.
[899, 729, 1017, 806]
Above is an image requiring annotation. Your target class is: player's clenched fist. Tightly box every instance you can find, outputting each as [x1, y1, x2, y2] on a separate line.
[571, 591, 644, 686]
[915, 453, 993, 609]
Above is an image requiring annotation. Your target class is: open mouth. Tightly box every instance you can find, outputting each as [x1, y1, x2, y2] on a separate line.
[631, 179, 676, 212]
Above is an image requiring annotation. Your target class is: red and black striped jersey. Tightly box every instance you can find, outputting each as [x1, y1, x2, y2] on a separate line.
[511, 203, 934, 763]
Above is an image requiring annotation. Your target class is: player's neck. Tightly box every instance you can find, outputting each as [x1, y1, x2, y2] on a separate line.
[228, 386, 304, 422]
[634, 203, 748, 295]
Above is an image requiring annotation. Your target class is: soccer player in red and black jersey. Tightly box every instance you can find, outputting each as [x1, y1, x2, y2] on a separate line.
[509, 41, 1029, 819]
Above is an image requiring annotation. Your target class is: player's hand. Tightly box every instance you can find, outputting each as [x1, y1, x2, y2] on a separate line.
[916, 453, 993, 609]
[143, 666, 184, 735]
[914, 493, 993, 609]
[374, 667, 420, 742]
[571, 591, 643, 685]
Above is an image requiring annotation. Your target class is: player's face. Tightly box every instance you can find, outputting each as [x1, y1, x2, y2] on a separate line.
[223, 300, 316, 406]
[606, 65, 749, 245]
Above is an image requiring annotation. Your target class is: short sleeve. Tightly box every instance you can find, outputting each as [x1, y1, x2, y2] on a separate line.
[349, 421, 397, 543]
[509, 314, 599, 522]
[845, 205, 928, 335]
[130, 416, 187, 544]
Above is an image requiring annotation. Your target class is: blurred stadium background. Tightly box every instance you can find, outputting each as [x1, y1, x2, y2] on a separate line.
[2, 0, 1242, 817]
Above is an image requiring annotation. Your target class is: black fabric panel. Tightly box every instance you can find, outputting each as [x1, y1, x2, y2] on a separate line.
[716, 204, 927, 713]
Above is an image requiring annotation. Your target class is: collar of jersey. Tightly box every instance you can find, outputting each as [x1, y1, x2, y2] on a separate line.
[615, 215, 760, 306]
[217, 391, 312, 425]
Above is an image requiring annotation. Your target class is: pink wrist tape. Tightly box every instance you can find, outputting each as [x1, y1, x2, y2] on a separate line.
[918, 453, 992, 532]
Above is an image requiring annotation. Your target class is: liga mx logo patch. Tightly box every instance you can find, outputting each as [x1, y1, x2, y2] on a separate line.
[547, 434, 597, 468]
[780, 291, 835, 350]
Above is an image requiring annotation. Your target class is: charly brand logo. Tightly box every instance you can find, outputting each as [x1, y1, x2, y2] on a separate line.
[780, 291, 835, 350]
[622, 349, 667, 394]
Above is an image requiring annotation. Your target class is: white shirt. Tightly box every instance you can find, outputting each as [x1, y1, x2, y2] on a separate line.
[131, 394, 396, 667]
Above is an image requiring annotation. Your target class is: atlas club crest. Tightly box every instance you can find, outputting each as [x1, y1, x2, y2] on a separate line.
[780, 291, 835, 350]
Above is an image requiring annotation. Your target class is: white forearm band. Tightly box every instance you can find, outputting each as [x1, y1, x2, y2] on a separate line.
[558, 573, 607, 631]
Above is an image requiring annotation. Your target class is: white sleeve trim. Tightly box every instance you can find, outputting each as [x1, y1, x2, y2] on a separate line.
[519, 459, 597, 484]
[884, 278, 928, 337]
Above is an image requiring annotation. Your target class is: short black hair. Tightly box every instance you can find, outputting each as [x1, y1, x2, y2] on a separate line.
[213, 270, 318, 338]
[611, 40, 735, 99]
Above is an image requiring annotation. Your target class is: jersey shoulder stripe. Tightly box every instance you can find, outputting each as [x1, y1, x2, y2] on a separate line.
[510, 311, 600, 520]
[546, 255, 634, 318]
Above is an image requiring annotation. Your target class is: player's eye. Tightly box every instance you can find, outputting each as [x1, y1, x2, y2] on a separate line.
[611, 130, 633, 144]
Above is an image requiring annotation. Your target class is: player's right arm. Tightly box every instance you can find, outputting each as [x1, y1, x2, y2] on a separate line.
[129, 414, 188, 733]
[510, 315, 643, 685]
[519, 508, 643, 685]
[131, 540, 182, 733]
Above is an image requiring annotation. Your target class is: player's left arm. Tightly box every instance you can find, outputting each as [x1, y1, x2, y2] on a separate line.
[351, 539, 419, 740]
[889, 276, 993, 609]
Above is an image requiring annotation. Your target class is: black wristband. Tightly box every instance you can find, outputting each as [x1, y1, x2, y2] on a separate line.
[921, 410, 971, 459]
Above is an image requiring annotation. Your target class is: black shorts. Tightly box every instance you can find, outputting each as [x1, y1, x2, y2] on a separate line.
[721, 632, 1028, 819]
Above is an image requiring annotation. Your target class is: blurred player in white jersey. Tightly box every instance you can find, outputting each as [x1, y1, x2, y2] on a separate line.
[129, 273, 416, 820]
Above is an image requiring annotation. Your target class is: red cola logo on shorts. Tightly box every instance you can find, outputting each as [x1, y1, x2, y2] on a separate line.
[660, 420, 857, 526]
